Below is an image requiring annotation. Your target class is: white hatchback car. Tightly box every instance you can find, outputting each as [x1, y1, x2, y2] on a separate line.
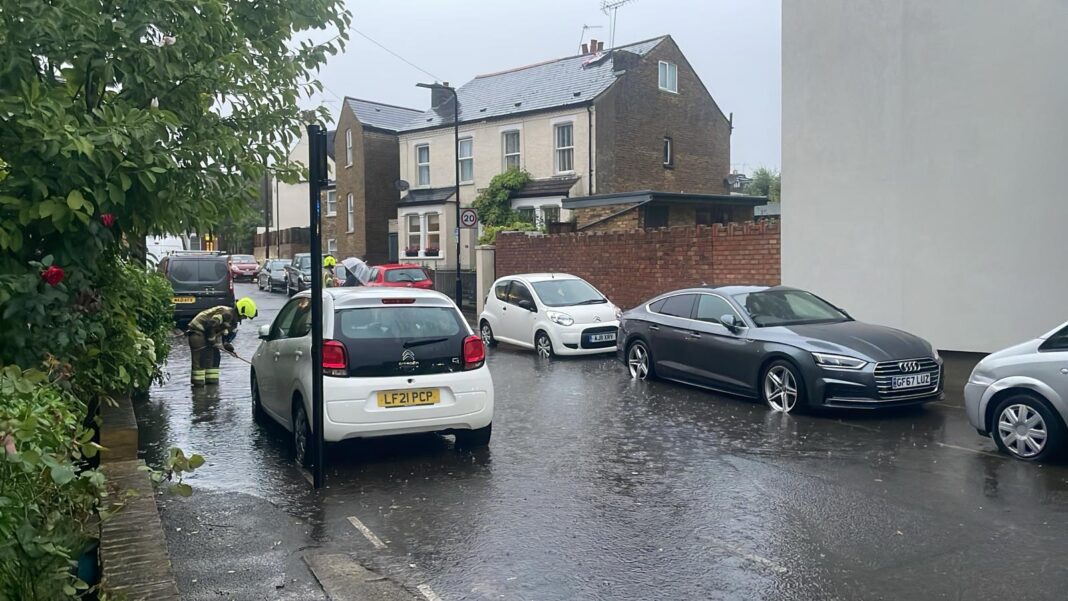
[479, 273, 621, 358]
[251, 287, 493, 466]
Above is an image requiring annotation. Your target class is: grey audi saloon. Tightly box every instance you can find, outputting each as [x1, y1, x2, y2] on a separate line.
[617, 286, 943, 412]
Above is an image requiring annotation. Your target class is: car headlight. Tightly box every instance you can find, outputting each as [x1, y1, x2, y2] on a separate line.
[613, 305, 622, 320]
[931, 347, 941, 361]
[812, 352, 867, 370]
[546, 311, 574, 326]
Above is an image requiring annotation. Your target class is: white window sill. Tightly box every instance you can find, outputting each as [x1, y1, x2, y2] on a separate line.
[659, 88, 679, 94]
[326, 212, 337, 217]
[460, 181, 474, 186]
[555, 170, 576, 176]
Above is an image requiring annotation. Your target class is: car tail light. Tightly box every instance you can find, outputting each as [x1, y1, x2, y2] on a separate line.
[382, 298, 416, 304]
[462, 335, 485, 370]
[323, 340, 348, 377]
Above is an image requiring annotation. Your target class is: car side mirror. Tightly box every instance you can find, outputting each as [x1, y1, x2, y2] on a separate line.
[721, 314, 743, 332]
[258, 325, 271, 339]
[518, 300, 536, 312]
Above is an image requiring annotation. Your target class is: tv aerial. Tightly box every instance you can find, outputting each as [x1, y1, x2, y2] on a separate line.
[601, 0, 638, 49]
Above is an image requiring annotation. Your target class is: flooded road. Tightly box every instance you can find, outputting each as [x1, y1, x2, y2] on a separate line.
[137, 284, 1068, 600]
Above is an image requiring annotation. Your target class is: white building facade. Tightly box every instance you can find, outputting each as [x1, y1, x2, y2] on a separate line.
[782, 0, 1068, 352]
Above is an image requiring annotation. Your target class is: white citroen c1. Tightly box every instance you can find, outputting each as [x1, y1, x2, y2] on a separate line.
[250, 287, 493, 466]
[479, 273, 621, 358]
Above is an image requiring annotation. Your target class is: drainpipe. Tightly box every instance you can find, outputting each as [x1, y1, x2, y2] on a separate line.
[587, 104, 594, 195]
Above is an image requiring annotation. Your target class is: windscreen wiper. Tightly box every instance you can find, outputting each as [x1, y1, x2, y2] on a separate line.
[575, 298, 608, 305]
[403, 337, 449, 348]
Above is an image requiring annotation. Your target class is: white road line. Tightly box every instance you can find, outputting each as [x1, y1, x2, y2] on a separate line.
[417, 584, 444, 601]
[935, 441, 1003, 458]
[346, 516, 387, 549]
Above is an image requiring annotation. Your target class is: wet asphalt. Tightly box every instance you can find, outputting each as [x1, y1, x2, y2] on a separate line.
[135, 283, 1068, 601]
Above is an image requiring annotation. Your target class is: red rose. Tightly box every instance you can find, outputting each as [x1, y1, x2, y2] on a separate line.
[100, 213, 116, 228]
[41, 265, 64, 286]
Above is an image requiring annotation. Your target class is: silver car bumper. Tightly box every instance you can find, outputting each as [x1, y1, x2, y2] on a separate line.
[963, 381, 989, 433]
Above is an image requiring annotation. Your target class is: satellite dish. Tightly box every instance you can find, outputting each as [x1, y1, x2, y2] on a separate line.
[394, 179, 410, 191]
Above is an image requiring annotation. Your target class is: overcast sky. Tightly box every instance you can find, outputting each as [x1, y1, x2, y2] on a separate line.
[312, 0, 781, 173]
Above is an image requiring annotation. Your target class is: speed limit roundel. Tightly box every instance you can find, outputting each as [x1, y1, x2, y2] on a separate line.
[460, 208, 478, 228]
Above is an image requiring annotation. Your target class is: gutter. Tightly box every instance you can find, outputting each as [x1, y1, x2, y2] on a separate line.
[587, 104, 594, 194]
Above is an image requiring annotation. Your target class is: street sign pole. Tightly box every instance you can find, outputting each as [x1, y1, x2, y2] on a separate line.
[306, 123, 327, 489]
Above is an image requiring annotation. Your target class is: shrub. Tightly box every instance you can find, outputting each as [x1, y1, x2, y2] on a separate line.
[471, 169, 531, 227]
[478, 221, 540, 245]
[0, 366, 108, 600]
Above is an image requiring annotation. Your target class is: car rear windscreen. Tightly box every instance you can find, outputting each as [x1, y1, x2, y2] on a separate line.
[167, 259, 229, 284]
[334, 306, 468, 376]
[384, 268, 429, 283]
[232, 255, 256, 263]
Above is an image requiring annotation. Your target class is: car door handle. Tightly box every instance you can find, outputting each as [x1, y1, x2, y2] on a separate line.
[649, 325, 660, 331]
[273, 352, 280, 361]
[690, 332, 702, 339]
[294, 351, 303, 359]
[1062, 368, 1068, 374]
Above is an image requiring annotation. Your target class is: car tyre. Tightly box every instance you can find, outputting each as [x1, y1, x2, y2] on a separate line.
[455, 423, 492, 448]
[992, 393, 1065, 461]
[251, 372, 266, 422]
[535, 331, 554, 359]
[286, 279, 293, 296]
[480, 321, 497, 347]
[267, 278, 273, 293]
[762, 360, 805, 414]
[627, 340, 655, 380]
[257, 278, 264, 291]
[293, 402, 314, 468]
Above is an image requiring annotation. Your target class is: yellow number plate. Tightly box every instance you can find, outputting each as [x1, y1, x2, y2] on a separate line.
[172, 296, 196, 304]
[378, 388, 440, 408]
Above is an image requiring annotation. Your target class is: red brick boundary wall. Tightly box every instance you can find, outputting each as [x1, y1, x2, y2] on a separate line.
[495, 222, 780, 309]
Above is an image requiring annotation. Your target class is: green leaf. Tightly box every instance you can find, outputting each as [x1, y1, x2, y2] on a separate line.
[50, 465, 75, 485]
[188, 454, 205, 469]
[171, 483, 193, 497]
[66, 189, 87, 211]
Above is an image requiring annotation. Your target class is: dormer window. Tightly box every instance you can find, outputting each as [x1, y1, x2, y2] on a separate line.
[658, 61, 678, 93]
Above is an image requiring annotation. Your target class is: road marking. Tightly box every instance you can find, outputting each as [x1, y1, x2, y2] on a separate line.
[417, 584, 444, 601]
[935, 442, 1003, 458]
[346, 516, 387, 549]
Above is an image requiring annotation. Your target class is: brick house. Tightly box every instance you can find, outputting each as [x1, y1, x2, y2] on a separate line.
[564, 190, 767, 233]
[394, 35, 736, 270]
[328, 97, 421, 264]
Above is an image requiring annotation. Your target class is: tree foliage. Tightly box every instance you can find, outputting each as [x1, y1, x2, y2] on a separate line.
[744, 167, 781, 203]
[471, 168, 532, 227]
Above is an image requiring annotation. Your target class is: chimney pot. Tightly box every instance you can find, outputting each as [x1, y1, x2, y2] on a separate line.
[582, 42, 589, 54]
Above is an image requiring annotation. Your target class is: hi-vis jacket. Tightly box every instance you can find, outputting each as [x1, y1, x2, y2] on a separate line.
[187, 306, 239, 348]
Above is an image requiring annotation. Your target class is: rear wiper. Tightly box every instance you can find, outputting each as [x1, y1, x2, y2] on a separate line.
[403, 337, 449, 348]
[576, 298, 608, 305]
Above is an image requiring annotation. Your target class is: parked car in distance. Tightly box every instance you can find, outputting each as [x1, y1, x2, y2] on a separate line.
[284, 253, 322, 296]
[228, 254, 260, 282]
[257, 258, 291, 293]
[156, 252, 234, 327]
[964, 321, 1068, 461]
[479, 273, 621, 358]
[618, 285, 943, 413]
[366, 264, 434, 289]
[250, 287, 493, 466]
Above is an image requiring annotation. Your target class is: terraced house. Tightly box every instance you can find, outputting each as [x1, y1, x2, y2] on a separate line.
[394, 35, 756, 271]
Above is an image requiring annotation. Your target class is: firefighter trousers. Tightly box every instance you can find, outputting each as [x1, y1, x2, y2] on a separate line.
[187, 331, 221, 385]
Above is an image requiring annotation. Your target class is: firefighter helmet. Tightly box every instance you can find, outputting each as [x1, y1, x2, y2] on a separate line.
[235, 297, 257, 320]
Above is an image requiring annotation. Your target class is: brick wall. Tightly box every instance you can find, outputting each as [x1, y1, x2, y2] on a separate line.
[333, 107, 365, 259]
[495, 221, 780, 309]
[573, 203, 639, 230]
[594, 37, 732, 195]
[362, 130, 401, 265]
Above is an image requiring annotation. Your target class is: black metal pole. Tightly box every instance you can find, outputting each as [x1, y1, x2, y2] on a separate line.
[307, 123, 326, 489]
[453, 88, 462, 310]
[264, 171, 271, 260]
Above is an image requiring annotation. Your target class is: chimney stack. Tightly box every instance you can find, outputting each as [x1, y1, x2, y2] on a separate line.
[590, 39, 598, 53]
[431, 81, 452, 109]
[598, 40, 605, 52]
[581, 42, 589, 54]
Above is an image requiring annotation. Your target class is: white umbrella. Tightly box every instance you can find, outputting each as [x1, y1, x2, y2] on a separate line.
[341, 257, 372, 285]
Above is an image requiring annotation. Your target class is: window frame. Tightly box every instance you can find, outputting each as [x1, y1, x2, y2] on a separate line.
[694, 293, 745, 327]
[508, 281, 535, 307]
[541, 205, 561, 225]
[502, 130, 521, 170]
[554, 123, 574, 174]
[346, 193, 355, 233]
[406, 214, 421, 252]
[457, 137, 474, 184]
[415, 144, 430, 186]
[345, 128, 353, 166]
[426, 212, 441, 252]
[644, 205, 669, 229]
[658, 61, 678, 93]
[663, 136, 674, 168]
[325, 189, 337, 216]
[326, 238, 337, 254]
[655, 293, 696, 319]
[1040, 324, 1068, 352]
[494, 280, 512, 302]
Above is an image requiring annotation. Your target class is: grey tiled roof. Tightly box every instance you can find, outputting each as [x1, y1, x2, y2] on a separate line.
[514, 176, 580, 199]
[399, 186, 456, 206]
[346, 98, 422, 132]
[401, 36, 667, 131]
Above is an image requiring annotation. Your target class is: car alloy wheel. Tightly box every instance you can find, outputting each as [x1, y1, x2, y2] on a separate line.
[293, 403, 311, 468]
[628, 342, 651, 380]
[763, 363, 800, 413]
[997, 403, 1048, 459]
[535, 331, 553, 359]
[480, 322, 496, 347]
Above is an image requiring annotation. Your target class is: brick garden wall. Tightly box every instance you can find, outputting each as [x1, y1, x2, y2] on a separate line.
[495, 221, 780, 309]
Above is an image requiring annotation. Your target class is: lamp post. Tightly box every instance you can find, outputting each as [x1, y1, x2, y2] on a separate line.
[416, 82, 462, 310]
[304, 120, 328, 489]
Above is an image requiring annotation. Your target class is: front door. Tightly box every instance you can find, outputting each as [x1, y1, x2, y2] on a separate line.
[257, 298, 303, 418]
[273, 299, 313, 424]
[388, 233, 399, 263]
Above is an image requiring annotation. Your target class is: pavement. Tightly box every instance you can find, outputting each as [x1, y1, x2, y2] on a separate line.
[135, 283, 1068, 601]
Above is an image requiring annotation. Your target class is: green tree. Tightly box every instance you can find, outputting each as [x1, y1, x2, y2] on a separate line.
[471, 168, 532, 227]
[744, 167, 781, 203]
[0, 0, 350, 367]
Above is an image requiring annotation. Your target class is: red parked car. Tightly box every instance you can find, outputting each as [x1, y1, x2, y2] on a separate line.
[228, 254, 260, 282]
[366, 264, 434, 289]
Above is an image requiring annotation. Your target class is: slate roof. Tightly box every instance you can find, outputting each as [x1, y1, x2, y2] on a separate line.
[513, 176, 581, 199]
[346, 98, 422, 133]
[399, 186, 456, 206]
[400, 36, 667, 132]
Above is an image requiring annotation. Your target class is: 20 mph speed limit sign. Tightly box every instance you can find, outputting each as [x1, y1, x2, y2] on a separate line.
[459, 208, 479, 228]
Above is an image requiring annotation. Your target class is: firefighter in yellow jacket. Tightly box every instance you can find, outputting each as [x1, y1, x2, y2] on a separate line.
[186, 298, 257, 385]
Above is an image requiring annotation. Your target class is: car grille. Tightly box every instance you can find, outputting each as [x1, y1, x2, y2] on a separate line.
[873, 357, 941, 398]
[580, 326, 618, 349]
